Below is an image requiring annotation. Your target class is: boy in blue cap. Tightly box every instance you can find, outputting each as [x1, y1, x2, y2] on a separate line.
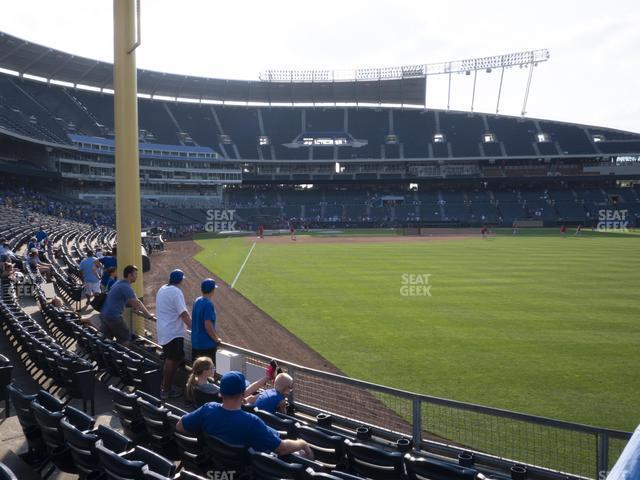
[177, 371, 312, 458]
[191, 278, 220, 363]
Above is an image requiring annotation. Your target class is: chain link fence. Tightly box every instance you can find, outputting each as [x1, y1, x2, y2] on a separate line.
[132, 320, 632, 479]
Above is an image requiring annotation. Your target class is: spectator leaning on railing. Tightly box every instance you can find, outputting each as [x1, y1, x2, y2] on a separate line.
[99, 265, 155, 346]
[190, 278, 220, 363]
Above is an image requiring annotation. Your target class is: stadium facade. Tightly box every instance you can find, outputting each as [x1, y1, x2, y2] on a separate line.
[1, 31, 639, 230]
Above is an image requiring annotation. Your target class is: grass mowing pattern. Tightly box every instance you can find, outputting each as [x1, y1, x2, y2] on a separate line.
[195, 231, 640, 432]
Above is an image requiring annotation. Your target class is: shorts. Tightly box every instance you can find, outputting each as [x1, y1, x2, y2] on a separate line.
[162, 337, 185, 362]
[83, 281, 101, 295]
[99, 316, 131, 344]
[192, 345, 218, 364]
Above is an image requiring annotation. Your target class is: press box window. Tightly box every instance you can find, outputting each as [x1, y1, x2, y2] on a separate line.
[483, 133, 497, 143]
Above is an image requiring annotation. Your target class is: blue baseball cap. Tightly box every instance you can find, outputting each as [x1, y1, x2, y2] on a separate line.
[169, 269, 185, 284]
[219, 371, 246, 396]
[201, 278, 217, 293]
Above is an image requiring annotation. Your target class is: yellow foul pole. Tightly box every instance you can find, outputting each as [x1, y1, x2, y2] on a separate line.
[113, 0, 144, 330]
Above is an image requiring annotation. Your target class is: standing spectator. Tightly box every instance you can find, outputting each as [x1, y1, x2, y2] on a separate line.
[35, 226, 48, 244]
[79, 250, 101, 309]
[103, 266, 117, 291]
[176, 371, 312, 458]
[99, 247, 117, 290]
[156, 269, 191, 400]
[100, 265, 155, 346]
[191, 278, 220, 363]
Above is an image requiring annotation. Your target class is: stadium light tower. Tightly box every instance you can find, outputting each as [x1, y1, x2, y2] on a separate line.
[260, 49, 549, 115]
[113, 0, 144, 330]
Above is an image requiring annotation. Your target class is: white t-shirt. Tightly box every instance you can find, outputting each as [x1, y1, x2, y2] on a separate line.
[155, 284, 188, 345]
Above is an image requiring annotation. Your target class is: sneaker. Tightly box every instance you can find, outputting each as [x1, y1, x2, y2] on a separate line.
[161, 387, 182, 400]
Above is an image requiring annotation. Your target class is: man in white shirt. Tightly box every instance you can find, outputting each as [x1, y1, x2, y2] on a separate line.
[156, 269, 192, 400]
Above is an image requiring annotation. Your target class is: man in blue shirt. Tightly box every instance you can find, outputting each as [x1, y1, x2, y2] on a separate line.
[79, 250, 101, 309]
[251, 373, 292, 414]
[99, 247, 117, 290]
[176, 371, 312, 458]
[35, 227, 48, 243]
[100, 265, 155, 346]
[191, 278, 221, 363]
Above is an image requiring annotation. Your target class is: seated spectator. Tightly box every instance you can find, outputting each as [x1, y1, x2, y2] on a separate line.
[176, 371, 312, 458]
[186, 356, 220, 402]
[27, 236, 38, 252]
[28, 248, 52, 281]
[0, 239, 20, 266]
[249, 373, 293, 414]
[0, 255, 17, 282]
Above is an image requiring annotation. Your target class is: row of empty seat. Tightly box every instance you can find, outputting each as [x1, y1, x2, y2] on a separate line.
[2, 73, 640, 160]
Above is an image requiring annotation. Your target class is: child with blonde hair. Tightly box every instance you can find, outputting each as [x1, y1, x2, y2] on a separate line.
[186, 356, 219, 402]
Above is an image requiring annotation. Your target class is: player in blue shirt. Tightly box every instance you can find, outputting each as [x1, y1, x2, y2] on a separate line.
[176, 371, 312, 458]
[191, 278, 220, 362]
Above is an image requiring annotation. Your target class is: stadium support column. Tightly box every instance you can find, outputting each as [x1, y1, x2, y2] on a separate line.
[113, 0, 144, 331]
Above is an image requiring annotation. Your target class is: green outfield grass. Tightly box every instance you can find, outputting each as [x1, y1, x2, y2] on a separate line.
[194, 229, 640, 431]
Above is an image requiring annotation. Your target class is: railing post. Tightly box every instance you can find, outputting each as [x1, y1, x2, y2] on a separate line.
[412, 397, 422, 448]
[597, 432, 609, 480]
[288, 365, 296, 407]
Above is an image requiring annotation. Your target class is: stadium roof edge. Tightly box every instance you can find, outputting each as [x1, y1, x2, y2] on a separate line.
[0, 31, 425, 106]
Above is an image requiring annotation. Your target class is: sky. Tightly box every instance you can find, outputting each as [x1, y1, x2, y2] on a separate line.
[1, 0, 639, 132]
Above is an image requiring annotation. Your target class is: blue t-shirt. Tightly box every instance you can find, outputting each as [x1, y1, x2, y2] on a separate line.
[35, 230, 48, 242]
[254, 389, 285, 414]
[79, 257, 100, 283]
[191, 296, 217, 349]
[181, 403, 281, 452]
[99, 256, 117, 285]
[105, 277, 117, 292]
[101, 280, 136, 321]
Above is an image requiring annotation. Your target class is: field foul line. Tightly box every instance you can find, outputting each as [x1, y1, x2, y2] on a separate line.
[231, 242, 256, 289]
